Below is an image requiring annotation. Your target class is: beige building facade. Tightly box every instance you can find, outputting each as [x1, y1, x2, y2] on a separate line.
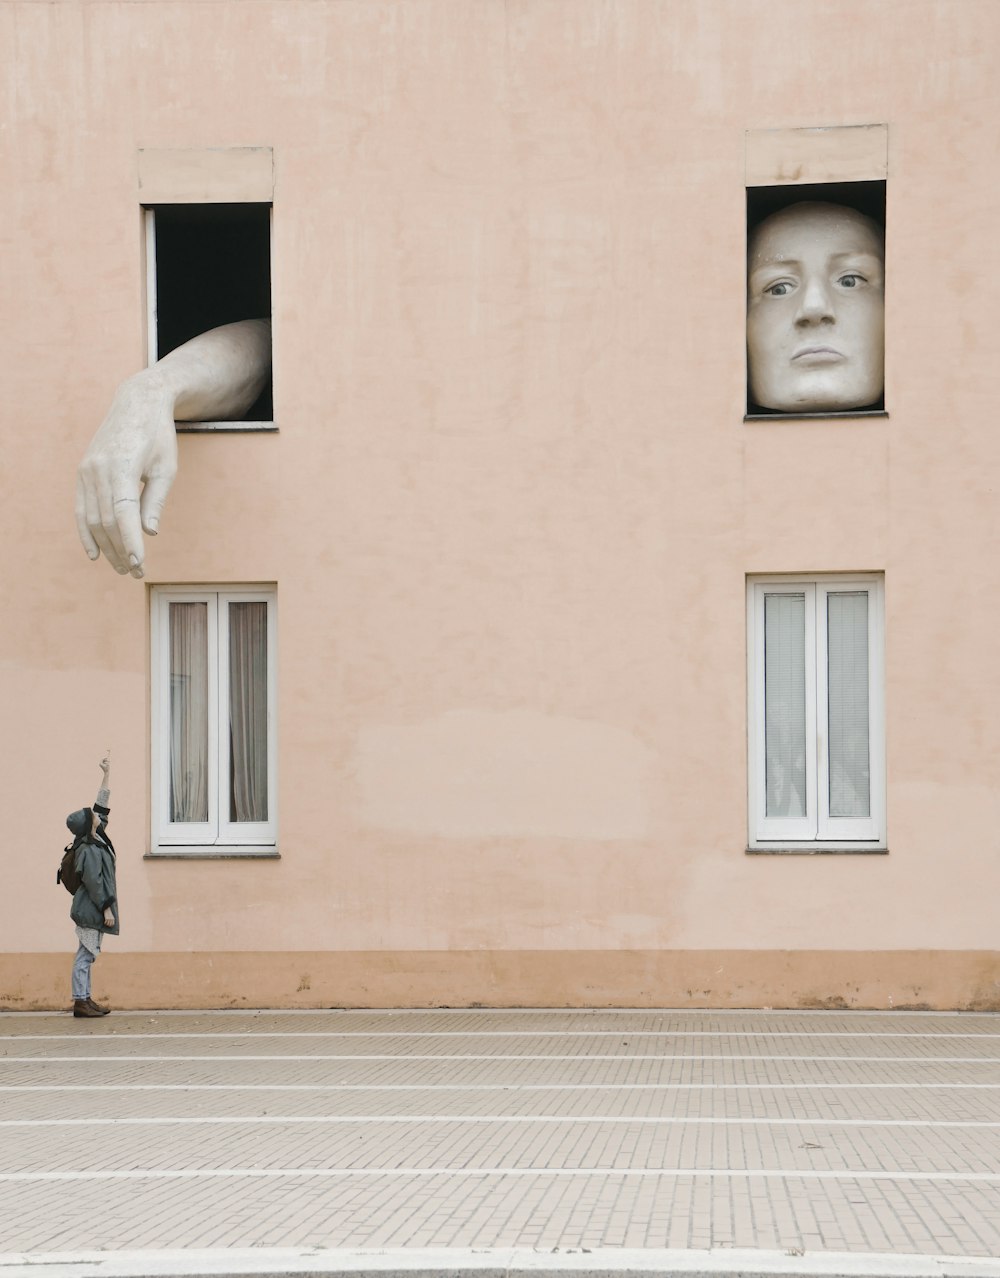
[3, 0, 999, 1010]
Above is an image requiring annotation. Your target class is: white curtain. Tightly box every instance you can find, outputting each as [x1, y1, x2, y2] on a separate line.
[169, 603, 209, 822]
[827, 591, 870, 818]
[764, 592, 807, 819]
[229, 602, 268, 823]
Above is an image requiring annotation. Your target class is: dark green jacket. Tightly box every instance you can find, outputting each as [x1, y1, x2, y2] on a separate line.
[69, 802, 119, 936]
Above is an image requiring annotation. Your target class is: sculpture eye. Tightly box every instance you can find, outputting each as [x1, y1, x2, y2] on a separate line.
[838, 273, 864, 288]
[765, 281, 793, 297]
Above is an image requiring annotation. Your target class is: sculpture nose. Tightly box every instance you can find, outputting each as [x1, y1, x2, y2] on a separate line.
[795, 277, 835, 326]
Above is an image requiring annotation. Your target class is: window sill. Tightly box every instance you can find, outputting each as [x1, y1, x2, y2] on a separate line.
[743, 409, 888, 423]
[145, 846, 280, 860]
[746, 845, 888, 856]
[175, 421, 277, 433]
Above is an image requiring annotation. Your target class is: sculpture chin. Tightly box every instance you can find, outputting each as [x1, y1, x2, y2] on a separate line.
[750, 369, 883, 414]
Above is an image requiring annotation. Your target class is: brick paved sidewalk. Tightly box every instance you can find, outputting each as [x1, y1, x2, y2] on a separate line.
[0, 1009, 997, 1277]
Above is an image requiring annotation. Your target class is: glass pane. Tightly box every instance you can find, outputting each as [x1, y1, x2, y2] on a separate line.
[169, 602, 209, 823]
[827, 591, 870, 818]
[764, 592, 807, 819]
[229, 602, 268, 823]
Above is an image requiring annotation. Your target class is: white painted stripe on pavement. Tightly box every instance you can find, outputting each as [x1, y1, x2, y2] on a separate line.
[2, 1166, 998, 1183]
[2, 1053, 995, 1063]
[1, 1246, 999, 1278]
[0, 1250, 986, 1278]
[2, 1081, 998, 1091]
[2, 1114, 997, 1129]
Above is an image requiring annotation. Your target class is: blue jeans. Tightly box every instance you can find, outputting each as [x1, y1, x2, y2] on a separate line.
[71, 942, 98, 1000]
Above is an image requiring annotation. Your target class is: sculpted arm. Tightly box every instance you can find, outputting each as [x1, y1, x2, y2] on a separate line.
[76, 320, 271, 578]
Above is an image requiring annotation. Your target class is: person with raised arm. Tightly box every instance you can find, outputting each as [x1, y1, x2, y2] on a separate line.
[65, 752, 119, 1018]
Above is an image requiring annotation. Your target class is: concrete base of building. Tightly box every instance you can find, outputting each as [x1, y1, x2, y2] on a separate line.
[2, 950, 999, 1011]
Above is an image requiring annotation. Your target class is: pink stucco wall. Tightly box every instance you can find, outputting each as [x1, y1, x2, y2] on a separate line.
[3, 0, 999, 1008]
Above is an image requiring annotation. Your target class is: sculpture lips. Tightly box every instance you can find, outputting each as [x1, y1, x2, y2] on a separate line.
[792, 346, 843, 363]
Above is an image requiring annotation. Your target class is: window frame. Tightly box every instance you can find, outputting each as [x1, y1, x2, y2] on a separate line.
[746, 573, 885, 852]
[150, 586, 278, 856]
[143, 205, 275, 432]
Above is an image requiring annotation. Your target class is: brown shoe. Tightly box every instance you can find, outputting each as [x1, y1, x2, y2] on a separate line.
[73, 999, 103, 1018]
[86, 998, 110, 1016]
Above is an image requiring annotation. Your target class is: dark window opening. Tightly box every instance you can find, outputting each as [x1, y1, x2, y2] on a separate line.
[150, 203, 272, 421]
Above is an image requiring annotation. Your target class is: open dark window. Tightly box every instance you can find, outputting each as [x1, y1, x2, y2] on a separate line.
[146, 203, 272, 423]
[746, 181, 886, 420]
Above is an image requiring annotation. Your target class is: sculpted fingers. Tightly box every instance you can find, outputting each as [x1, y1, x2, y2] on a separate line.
[139, 466, 176, 538]
[113, 493, 146, 578]
[78, 461, 124, 572]
[75, 473, 100, 561]
[94, 472, 132, 575]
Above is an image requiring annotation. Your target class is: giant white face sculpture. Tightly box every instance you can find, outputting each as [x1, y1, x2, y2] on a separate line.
[747, 201, 885, 413]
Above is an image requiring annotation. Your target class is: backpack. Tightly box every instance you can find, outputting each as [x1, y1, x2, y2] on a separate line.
[57, 843, 83, 895]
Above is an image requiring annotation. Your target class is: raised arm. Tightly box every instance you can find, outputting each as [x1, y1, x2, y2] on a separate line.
[76, 320, 271, 578]
[95, 751, 111, 806]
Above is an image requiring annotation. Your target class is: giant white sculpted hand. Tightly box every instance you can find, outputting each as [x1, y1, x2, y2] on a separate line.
[76, 321, 272, 578]
[76, 374, 178, 577]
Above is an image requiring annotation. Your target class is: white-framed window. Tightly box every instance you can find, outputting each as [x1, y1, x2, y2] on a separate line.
[747, 574, 885, 850]
[151, 587, 277, 854]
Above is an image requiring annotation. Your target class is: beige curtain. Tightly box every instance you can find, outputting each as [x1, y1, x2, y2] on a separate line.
[764, 592, 807, 819]
[169, 602, 209, 822]
[827, 591, 870, 819]
[229, 602, 268, 823]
